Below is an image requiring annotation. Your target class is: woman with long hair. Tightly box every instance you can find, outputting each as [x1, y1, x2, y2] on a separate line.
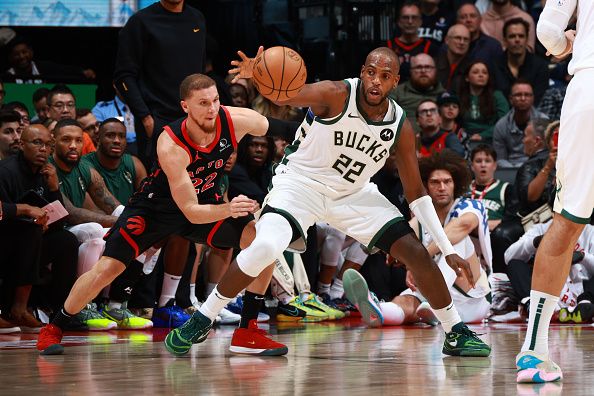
[458, 60, 509, 144]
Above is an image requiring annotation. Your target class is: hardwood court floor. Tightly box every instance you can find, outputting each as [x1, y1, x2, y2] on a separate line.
[0, 318, 589, 395]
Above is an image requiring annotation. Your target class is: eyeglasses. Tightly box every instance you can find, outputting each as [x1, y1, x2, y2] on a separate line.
[511, 92, 533, 98]
[400, 15, 421, 21]
[22, 139, 52, 149]
[418, 108, 438, 116]
[51, 102, 76, 110]
[449, 35, 470, 43]
[411, 65, 436, 72]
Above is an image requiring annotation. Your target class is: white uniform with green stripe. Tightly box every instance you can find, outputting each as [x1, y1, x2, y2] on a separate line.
[264, 78, 407, 252]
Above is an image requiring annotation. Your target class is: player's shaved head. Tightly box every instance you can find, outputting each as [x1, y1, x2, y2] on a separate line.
[365, 47, 400, 74]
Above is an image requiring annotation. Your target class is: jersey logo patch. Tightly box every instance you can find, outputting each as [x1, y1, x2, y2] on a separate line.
[126, 216, 146, 236]
[380, 128, 394, 141]
[219, 138, 231, 152]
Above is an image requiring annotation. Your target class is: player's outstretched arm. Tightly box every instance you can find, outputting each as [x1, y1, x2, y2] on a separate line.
[394, 120, 475, 287]
[226, 106, 269, 141]
[157, 133, 258, 224]
[537, 0, 576, 59]
[228, 46, 346, 117]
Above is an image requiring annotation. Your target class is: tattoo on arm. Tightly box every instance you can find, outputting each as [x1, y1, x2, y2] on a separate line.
[63, 195, 117, 227]
[89, 168, 121, 214]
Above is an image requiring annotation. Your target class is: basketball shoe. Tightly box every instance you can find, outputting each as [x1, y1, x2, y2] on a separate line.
[415, 301, 439, 326]
[516, 350, 563, 383]
[37, 324, 64, 355]
[558, 300, 594, 323]
[276, 297, 308, 322]
[102, 301, 153, 330]
[229, 320, 288, 356]
[67, 303, 117, 331]
[164, 310, 213, 356]
[152, 300, 191, 328]
[442, 322, 491, 357]
[0, 317, 20, 334]
[302, 294, 346, 320]
[343, 268, 384, 327]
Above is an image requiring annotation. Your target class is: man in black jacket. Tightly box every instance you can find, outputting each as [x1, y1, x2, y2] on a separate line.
[114, 0, 206, 167]
[0, 125, 78, 332]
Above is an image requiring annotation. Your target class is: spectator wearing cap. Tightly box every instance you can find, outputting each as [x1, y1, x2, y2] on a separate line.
[391, 53, 444, 130]
[416, 99, 466, 158]
[437, 91, 469, 156]
[493, 79, 548, 168]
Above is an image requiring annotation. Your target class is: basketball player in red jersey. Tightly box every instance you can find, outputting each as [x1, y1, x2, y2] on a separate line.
[37, 74, 285, 355]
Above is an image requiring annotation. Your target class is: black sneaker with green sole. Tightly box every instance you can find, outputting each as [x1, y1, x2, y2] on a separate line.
[442, 322, 491, 357]
[164, 310, 213, 356]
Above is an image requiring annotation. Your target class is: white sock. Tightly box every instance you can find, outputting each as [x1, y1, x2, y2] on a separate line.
[432, 301, 462, 333]
[206, 282, 217, 298]
[159, 273, 181, 307]
[379, 302, 405, 326]
[317, 281, 331, 295]
[299, 291, 311, 301]
[521, 290, 559, 355]
[108, 301, 122, 310]
[189, 283, 199, 306]
[199, 286, 232, 322]
[330, 278, 344, 299]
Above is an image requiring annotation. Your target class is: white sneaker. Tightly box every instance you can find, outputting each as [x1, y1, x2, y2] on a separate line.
[257, 312, 270, 323]
[218, 307, 241, 325]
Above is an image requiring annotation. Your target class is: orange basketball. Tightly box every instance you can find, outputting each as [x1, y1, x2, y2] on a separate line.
[252, 46, 307, 102]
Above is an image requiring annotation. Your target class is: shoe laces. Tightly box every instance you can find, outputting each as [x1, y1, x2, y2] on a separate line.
[81, 303, 104, 320]
[453, 323, 483, 338]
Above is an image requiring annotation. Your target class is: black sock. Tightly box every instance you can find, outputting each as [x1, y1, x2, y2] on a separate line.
[239, 291, 265, 328]
[51, 308, 74, 329]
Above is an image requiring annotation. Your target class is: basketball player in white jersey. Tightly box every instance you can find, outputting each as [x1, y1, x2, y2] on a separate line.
[165, 47, 491, 357]
[515, 0, 587, 384]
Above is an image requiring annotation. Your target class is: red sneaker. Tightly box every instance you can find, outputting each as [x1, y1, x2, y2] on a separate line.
[229, 320, 288, 356]
[37, 324, 64, 355]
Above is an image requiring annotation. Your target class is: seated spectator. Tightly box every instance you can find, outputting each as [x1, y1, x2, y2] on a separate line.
[505, 221, 594, 323]
[47, 84, 95, 154]
[493, 18, 550, 105]
[92, 85, 136, 156]
[31, 87, 50, 124]
[538, 83, 569, 121]
[459, 60, 509, 143]
[345, 151, 491, 326]
[0, 110, 22, 160]
[456, 3, 503, 67]
[76, 109, 100, 147]
[3, 101, 30, 131]
[437, 91, 466, 151]
[3, 36, 95, 83]
[468, 144, 511, 230]
[436, 24, 473, 91]
[0, 125, 78, 332]
[391, 53, 445, 129]
[416, 99, 466, 158]
[418, 0, 454, 44]
[229, 83, 249, 108]
[493, 80, 548, 168]
[387, 2, 439, 81]
[252, 95, 303, 122]
[480, 0, 536, 52]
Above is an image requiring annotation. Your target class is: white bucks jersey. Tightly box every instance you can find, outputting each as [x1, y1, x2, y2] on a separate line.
[277, 78, 406, 196]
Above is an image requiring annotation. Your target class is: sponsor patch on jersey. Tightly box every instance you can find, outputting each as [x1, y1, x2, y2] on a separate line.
[379, 128, 394, 141]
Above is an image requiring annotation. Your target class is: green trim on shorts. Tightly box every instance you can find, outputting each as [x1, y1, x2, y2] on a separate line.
[560, 209, 591, 224]
[367, 216, 405, 251]
[452, 284, 492, 303]
[266, 206, 307, 252]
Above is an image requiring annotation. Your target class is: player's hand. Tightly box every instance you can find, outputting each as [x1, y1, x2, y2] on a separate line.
[229, 46, 264, 83]
[445, 254, 475, 288]
[228, 195, 258, 218]
[40, 163, 59, 192]
[142, 115, 155, 138]
[546, 30, 576, 61]
[405, 270, 417, 291]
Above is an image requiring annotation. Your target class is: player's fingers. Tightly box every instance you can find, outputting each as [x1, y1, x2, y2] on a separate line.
[237, 50, 249, 61]
[460, 262, 475, 288]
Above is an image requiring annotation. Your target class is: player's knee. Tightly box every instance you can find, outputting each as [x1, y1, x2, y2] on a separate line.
[75, 222, 106, 242]
[93, 257, 126, 286]
[237, 237, 285, 277]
